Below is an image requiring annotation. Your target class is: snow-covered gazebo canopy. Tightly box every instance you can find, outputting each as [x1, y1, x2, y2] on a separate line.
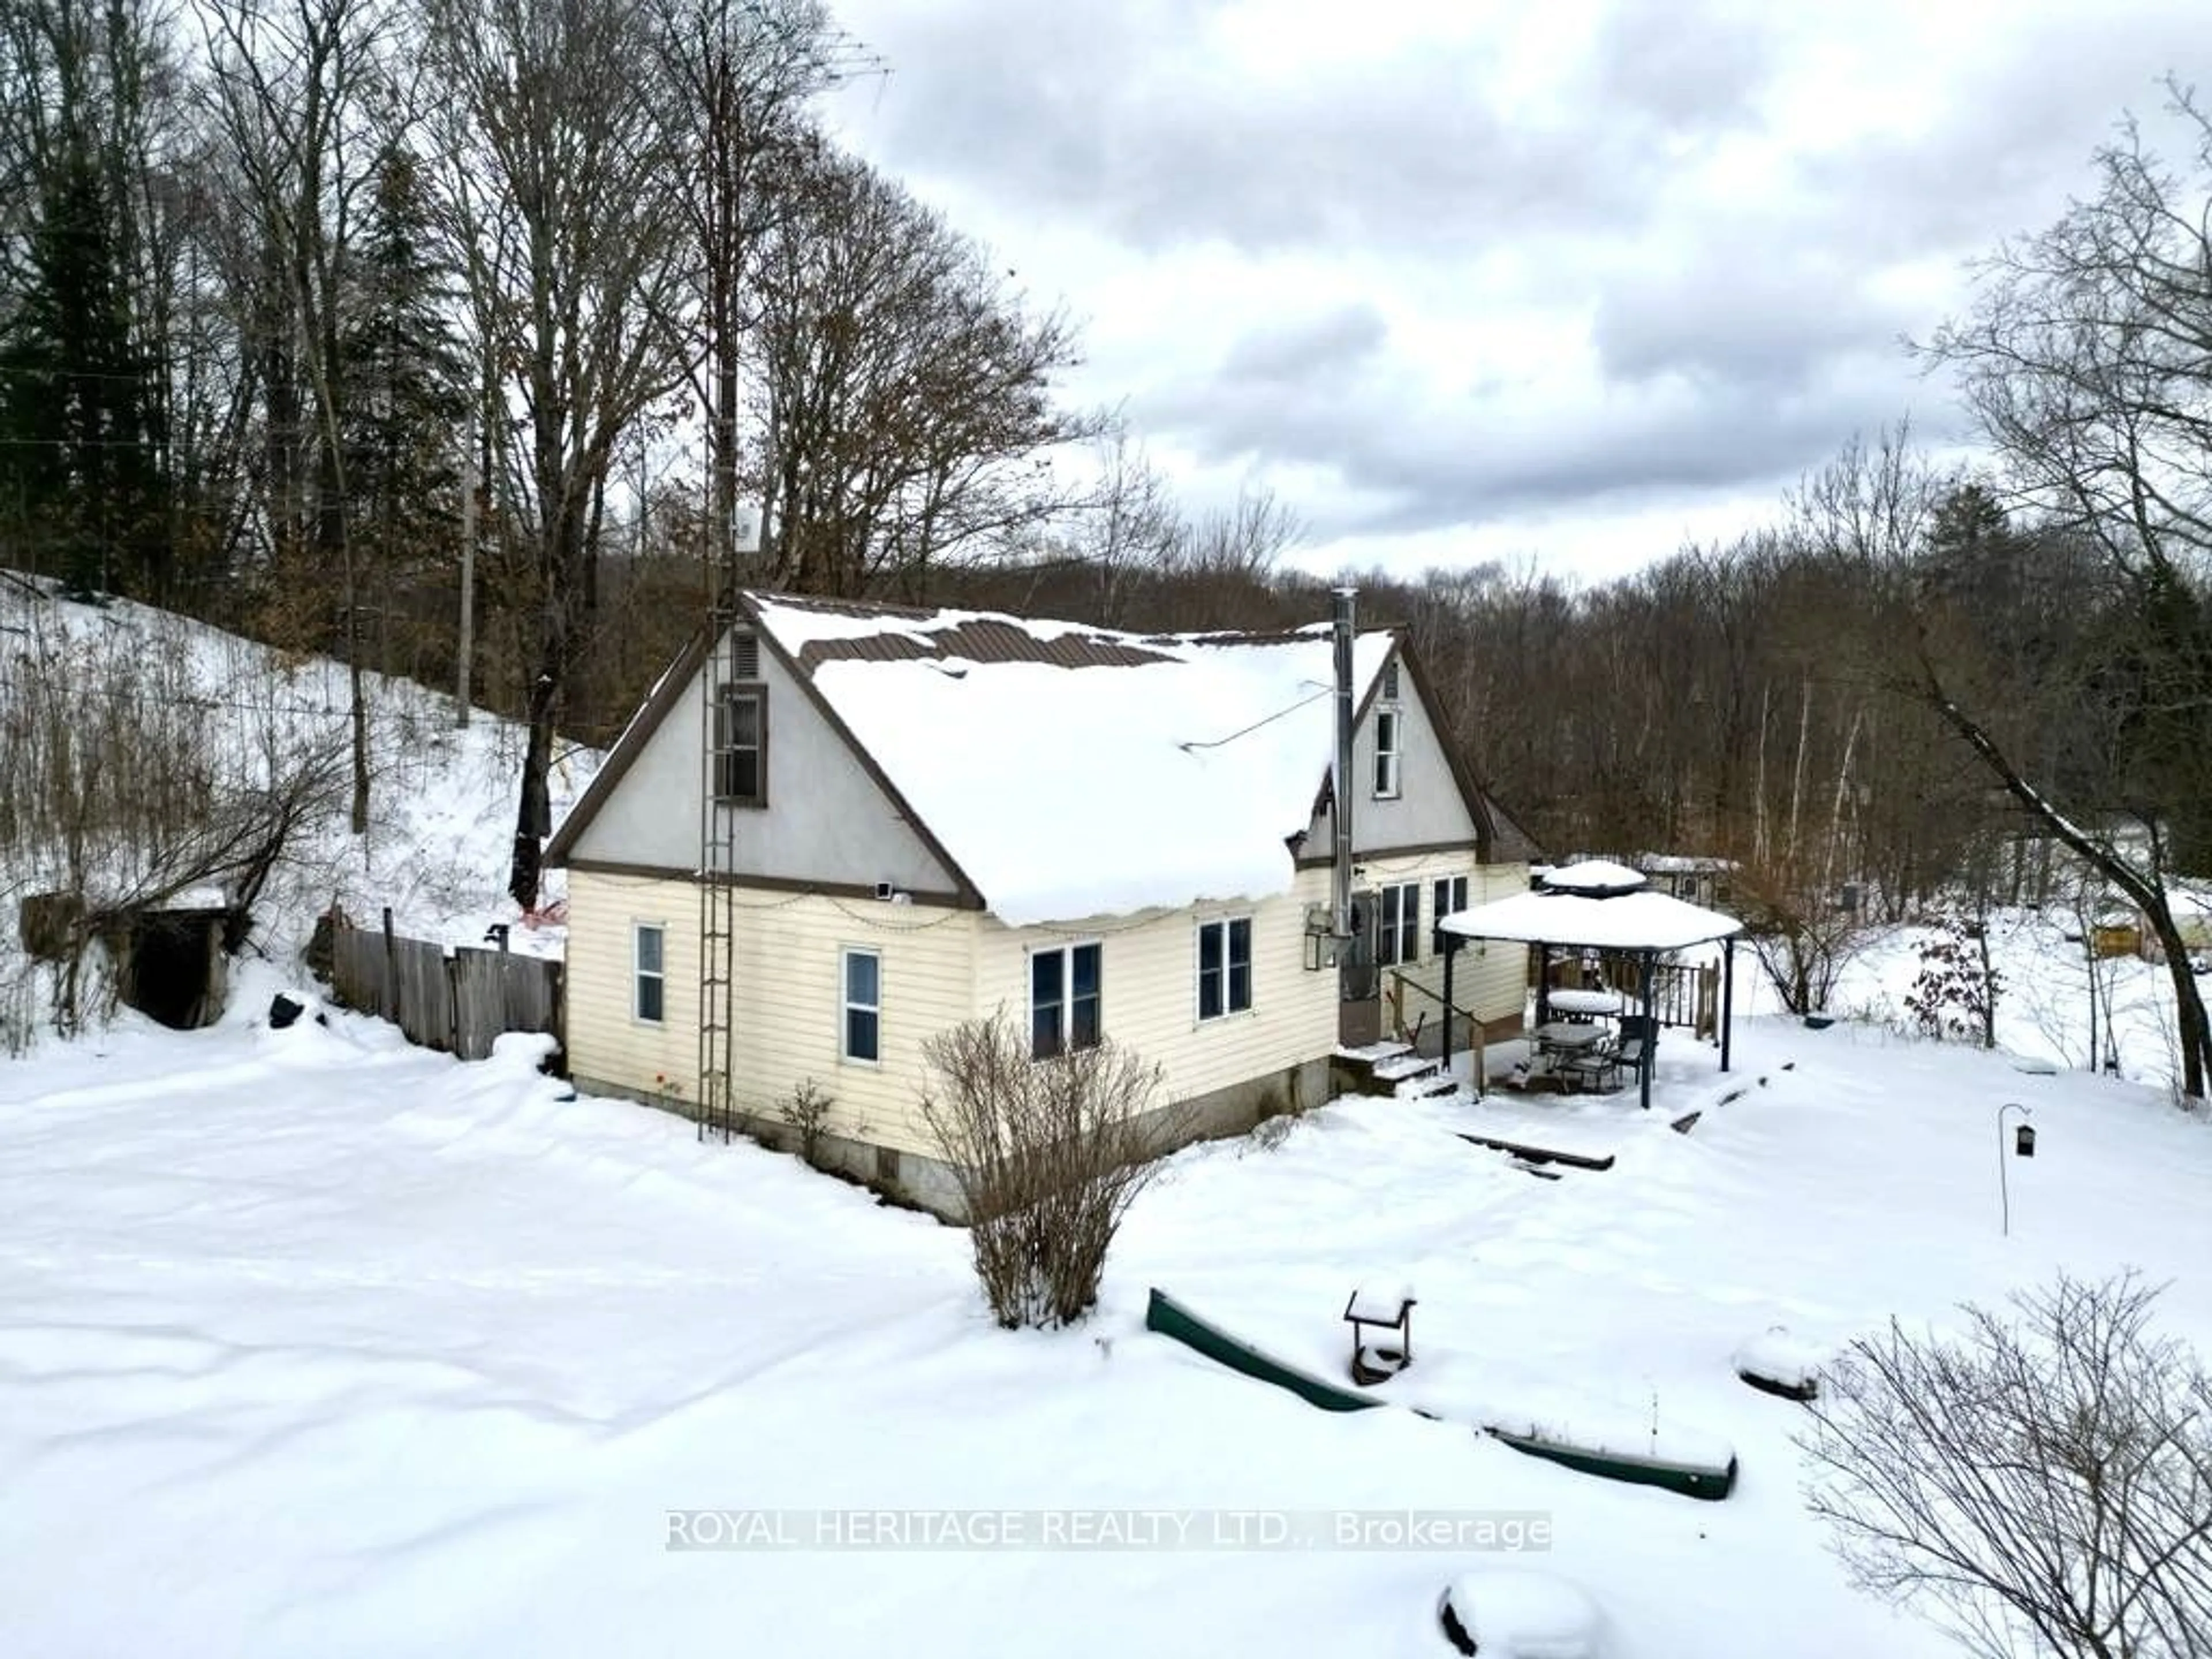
[1439, 858, 1746, 1109]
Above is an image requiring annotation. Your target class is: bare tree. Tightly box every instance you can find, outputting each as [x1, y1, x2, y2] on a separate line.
[1801, 1272, 2212, 1659]
[652, 0, 843, 577]
[201, 0, 409, 835]
[921, 1012, 1176, 1330]
[1919, 84, 2212, 1097]
[755, 137, 1093, 599]
[423, 0, 691, 907]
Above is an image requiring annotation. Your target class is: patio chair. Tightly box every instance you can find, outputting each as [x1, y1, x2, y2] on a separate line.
[1614, 1016, 1656, 1088]
[1561, 1036, 1622, 1093]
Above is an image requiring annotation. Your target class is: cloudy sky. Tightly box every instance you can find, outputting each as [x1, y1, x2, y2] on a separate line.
[821, 1, 2205, 583]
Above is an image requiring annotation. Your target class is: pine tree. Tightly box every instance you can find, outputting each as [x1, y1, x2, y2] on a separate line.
[339, 149, 468, 669]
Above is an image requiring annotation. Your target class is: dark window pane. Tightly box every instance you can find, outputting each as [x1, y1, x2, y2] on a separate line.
[1071, 944, 1100, 999]
[728, 694, 761, 745]
[637, 927, 663, 973]
[1071, 994, 1100, 1050]
[1228, 919, 1252, 1011]
[1032, 1003, 1063, 1060]
[1032, 950, 1063, 1007]
[1403, 887, 1421, 961]
[846, 1007, 879, 1063]
[1199, 966, 1222, 1020]
[846, 951, 878, 1007]
[637, 974, 663, 1023]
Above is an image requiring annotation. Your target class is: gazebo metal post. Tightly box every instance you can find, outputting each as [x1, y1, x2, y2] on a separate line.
[1441, 930, 1458, 1071]
[1638, 949, 1657, 1112]
[1720, 937, 1735, 1073]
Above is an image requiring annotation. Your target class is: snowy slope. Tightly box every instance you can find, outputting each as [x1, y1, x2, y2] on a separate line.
[0, 577, 600, 973]
[0, 951, 2205, 1658]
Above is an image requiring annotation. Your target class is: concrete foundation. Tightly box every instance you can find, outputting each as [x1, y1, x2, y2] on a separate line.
[575, 1054, 1341, 1224]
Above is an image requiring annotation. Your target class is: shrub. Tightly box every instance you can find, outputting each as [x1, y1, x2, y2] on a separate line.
[780, 1077, 835, 1168]
[1798, 1271, 2212, 1659]
[921, 1012, 1175, 1330]
[1903, 910, 2002, 1048]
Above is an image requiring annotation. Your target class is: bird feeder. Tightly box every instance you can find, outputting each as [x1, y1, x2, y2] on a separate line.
[1345, 1285, 1416, 1386]
[2016, 1123, 2036, 1157]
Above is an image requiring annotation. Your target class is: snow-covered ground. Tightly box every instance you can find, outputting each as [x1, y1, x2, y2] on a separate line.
[1736, 904, 2205, 1096]
[0, 579, 597, 986]
[2, 948, 2206, 1658]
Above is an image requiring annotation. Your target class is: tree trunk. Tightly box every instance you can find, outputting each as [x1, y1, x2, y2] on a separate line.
[1923, 671, 2211, 1098]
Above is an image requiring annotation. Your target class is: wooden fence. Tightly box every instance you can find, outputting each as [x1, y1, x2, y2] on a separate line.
[328, 908, 562, 1062]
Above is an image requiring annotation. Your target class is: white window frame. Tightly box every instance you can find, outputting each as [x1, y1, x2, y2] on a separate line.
[1376, 882, 1421, 967]
[1031, 941, 1103, 1060]
[840, 946, 881, 1066]
[633, 922, 666, 1024]
[1373, 705, 1403, 799]
[1196, 915, 1255, 1022]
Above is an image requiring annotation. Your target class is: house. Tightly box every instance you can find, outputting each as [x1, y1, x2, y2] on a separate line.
[543, 589, 1533, 1216]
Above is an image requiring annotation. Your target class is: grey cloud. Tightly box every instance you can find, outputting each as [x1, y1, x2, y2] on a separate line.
[1591, 249, 1910, 392]
[844, 1, 1673, 256]
[1144, 342, 1967, 538]
[1588, 1, 1775, 132]
[1219, 304, 1390, 385]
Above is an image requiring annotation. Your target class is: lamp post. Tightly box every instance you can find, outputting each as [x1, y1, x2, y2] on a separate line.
[1998, 1102, 2035, 1236]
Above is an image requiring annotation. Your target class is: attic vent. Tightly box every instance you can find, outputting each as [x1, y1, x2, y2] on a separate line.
[730, 632, 761, 680]
[1382, 658, 1400, 700]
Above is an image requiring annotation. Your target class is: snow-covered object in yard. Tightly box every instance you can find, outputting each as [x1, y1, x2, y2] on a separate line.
[1441, 882, 1743, 953]
[1438, 1569, 1607, 1658]
[1734, 1328, 1825, 1400]
[1539, 859, 1647, 895]
[750, 596, 1397, 926]
[1346, 1283, 1414, 1323]
[1483, 1404, 1737, 1478]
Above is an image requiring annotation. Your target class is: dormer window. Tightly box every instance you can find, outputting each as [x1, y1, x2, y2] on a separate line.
[1373, 705, 1402, 799]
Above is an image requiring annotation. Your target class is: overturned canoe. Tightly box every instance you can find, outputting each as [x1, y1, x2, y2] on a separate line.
[1143, 1287, 1382, 1413]
[1483, 1422, 1738, 1502]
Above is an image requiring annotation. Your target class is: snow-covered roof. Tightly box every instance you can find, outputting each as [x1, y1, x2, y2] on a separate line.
[1540, 858, 1647, 894]
[748, 594, 1397, 926]
[1441, 883, 1744, 952]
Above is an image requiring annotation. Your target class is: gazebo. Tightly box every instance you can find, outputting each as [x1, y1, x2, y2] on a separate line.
[1437, 858, 1746, 1112]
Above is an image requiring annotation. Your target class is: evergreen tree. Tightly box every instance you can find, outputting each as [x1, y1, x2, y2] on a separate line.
[339, 149, 468, 664]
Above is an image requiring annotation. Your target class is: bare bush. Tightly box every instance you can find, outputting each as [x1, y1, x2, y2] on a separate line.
[1800, 1271, 2212, 1659]
[0, 596, 350, 1035]
[1735, 856, 1883, 1015]
[921, 1012, 1176, 1330]
[779, 1077, 835, 1169]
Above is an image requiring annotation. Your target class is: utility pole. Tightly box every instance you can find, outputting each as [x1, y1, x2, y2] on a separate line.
[456, 415, 476, 728]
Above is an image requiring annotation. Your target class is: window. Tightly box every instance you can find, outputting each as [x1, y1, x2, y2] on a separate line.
[1031, 942, 1102, 1059]
[634, 924, 665, 1022]
[714, 683, 767, 805]
[1432, 874, 1468, 923]
[1432, 875, 1469, 954]
[1197, 918, 1253, 1021]
[1376, 882, 1421, 967]
[842, 948, 880, 1063]
[1381, 658, 1400, 700]
[1373, 706, 1402, 798]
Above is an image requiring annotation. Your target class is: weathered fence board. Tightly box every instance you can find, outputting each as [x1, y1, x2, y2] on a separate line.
[325, 912, 562, 1063]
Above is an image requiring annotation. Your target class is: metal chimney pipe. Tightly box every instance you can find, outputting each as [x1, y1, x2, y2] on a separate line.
[1331, 586, 1357, 943]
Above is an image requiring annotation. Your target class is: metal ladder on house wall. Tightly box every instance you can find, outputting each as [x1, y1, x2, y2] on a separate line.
[696, 585, 741, 1143]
